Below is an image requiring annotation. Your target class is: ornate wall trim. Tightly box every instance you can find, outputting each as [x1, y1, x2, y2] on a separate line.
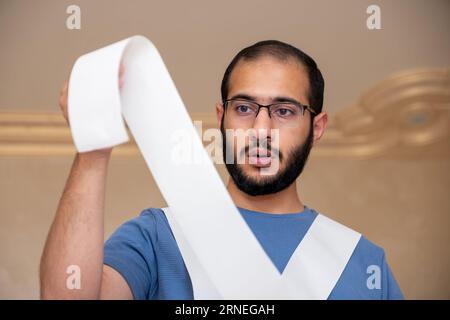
[0, 68, 448, 158]
[314, 68, 449, 159]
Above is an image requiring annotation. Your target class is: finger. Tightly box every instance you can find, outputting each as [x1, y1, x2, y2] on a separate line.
[118, 77, 125, 89]
[119, 63, 125, 77]
[59, 80, 69, 110]
[118, 63, 125, 89]
[59, 81, 68, 100]
[61, 80, 68, 93]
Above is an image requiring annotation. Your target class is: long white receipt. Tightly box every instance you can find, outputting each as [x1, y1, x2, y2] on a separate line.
[68, 35, 361, 299]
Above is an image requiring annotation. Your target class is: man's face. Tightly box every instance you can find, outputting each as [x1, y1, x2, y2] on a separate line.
[220, 56, 314, 196]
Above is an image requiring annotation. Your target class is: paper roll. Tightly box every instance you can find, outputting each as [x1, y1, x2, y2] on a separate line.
[68, 35, 361, 299]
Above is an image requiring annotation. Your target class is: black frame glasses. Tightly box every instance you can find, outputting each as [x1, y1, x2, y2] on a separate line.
[223, 99, 316, 118]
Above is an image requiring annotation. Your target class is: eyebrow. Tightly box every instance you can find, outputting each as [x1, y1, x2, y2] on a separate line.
[228, 93, 306, 106]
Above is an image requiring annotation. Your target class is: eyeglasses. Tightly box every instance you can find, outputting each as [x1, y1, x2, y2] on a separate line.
[223, 99, 316, 127]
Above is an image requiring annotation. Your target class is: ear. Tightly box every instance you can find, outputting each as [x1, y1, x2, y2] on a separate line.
[216, 101, 224, 128]
[311, 112, 328, 146]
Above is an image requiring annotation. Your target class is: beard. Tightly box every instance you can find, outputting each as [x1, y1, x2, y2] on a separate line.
[221, 118, 314, 196]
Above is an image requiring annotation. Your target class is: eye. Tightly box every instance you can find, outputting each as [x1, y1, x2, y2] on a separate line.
[237, 105, 250, 113]
[275, 108, 293, 116]
[233, 102, 255, 115]
[273, 105, 298, 118]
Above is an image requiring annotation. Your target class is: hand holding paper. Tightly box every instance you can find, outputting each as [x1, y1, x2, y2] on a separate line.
[67, 36, 361, 299]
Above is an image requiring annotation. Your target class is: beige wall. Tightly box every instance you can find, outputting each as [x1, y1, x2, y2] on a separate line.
[0, 0, 449, 115]
[1, 148, 449, 299]
[0, 0, 449, 299]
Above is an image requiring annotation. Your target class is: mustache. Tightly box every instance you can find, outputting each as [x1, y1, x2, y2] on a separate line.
[239, 140, 282, 161]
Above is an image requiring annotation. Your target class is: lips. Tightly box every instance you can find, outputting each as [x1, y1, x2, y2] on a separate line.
[248, 148, 272, 167]
[248, 148, 272, 158]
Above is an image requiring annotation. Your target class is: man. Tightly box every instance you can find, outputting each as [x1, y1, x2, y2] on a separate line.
[40, 40, 403, 299]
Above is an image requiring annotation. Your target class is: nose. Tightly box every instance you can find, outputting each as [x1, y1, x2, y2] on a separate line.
[253, 106, 272, 128]
[252, 107, 272, 142]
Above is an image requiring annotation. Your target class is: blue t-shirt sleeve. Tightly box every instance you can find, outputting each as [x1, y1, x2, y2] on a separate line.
[103, 210, 157, 300]
[381, 252, 404, 300]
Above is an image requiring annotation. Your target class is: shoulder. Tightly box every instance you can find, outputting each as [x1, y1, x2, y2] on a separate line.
[106, 207, 172, 244]
[130, 207, 170, 229]
[135, 207, 170, 227]
[353, 235, 386, 266]
[311, 210, 385, 260]
[314, 212, 400, 299]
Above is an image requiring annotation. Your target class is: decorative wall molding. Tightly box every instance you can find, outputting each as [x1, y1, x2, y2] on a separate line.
[314, 68, 450, 159]
[0, 112, 217, 156]
[0, 68, 449, 159]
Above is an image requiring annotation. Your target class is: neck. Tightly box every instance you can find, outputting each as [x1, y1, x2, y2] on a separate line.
[226, 179, 304, 214]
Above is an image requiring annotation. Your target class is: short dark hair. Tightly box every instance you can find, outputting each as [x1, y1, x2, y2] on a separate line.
[220, 40, 324, 115]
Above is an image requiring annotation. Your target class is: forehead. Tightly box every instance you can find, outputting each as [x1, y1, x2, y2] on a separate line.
[228, 56, 310, 104]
